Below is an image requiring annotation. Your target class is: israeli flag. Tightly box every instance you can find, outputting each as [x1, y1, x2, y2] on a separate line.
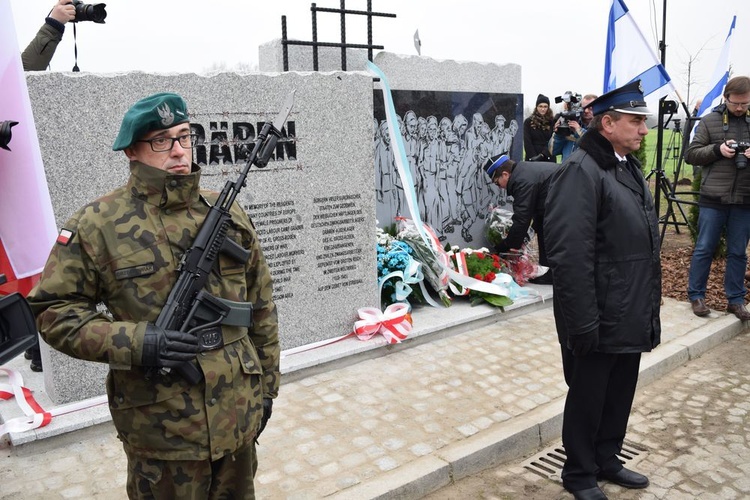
[695, 16, 736, 119]
[603, 0, 676, 99]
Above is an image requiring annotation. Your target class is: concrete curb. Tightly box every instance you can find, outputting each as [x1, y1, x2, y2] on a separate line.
[327, 314, 748, 500]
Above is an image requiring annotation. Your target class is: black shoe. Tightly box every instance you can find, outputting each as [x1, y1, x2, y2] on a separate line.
[30, 360, 43, 372]
[24, 349, 33, 360]
[597, 467, 649, 489]
[567, 486, 608, 500]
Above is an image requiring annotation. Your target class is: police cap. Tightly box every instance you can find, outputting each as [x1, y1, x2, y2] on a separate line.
[589, 80, 653, 116]
[483, 154, 510, 180]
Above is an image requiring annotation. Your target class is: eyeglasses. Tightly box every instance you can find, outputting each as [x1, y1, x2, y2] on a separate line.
[136, 133, 197, 152]
[726, 98, 750, 108]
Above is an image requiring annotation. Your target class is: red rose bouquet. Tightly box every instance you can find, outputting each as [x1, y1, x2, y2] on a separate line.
[449, 247, 513, 308]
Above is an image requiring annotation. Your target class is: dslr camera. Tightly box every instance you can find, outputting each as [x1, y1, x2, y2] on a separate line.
[729, 141, 750, 169]
[554, 91, 583, 136]
[0, 120, 18, 151]
[70, 0, 107, 23]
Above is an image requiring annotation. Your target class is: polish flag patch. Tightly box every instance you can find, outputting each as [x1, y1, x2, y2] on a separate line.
[56, 228, 75, 246]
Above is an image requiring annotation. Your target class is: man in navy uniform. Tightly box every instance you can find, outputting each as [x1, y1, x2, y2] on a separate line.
[544, 80, 661, 500]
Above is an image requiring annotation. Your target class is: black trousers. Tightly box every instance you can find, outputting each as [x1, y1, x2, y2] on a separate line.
[560, 346, 641, 491]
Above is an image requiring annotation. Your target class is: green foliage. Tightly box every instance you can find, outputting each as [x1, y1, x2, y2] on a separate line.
[472, 292, 513, 308]
[382, 223, 398, 237]
[634, 132, 648, 174]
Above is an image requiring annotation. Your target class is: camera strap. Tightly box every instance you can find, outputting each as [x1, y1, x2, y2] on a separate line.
[71, 23, 80, 72]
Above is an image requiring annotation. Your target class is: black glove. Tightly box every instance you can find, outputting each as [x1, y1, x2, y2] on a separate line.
[256, 398, 273, 443]
[141, 324, 200, 368]
[494, 239, 510, 255]
[567, 330, 599, 357]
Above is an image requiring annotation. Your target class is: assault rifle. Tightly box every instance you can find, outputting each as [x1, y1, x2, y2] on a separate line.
[155, 91, 295, 384]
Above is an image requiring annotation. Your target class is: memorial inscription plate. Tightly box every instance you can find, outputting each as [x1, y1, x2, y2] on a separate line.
[311, 193, 367, 293]
[247, 199, 304, 302]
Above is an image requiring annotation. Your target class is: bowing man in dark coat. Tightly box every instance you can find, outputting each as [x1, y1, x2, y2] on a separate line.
[543, 80, 662, 500]
[483, 155, 558, 284]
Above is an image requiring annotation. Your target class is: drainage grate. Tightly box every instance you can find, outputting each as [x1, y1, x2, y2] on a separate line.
[522, 440, 648, 483]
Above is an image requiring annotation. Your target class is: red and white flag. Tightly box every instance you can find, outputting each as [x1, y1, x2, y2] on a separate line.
[0, 1, 58, 296]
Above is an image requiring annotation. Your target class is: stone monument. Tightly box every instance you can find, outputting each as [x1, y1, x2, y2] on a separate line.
[26, 70, 379, 403]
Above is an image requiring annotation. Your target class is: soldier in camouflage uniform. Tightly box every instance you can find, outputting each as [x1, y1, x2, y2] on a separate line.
[21, 0, 75, 71]
[28, 92, 280, 500]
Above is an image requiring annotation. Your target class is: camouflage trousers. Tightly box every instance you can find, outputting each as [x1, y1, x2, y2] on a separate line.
[125, 443, 258, 500]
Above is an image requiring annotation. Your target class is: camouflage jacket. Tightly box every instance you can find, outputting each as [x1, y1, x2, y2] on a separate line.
[28, 161, 280, 461]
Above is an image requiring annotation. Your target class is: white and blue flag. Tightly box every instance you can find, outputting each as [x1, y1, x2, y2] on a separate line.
[695, 16, 736, 119]
[603, 0, 676, 100]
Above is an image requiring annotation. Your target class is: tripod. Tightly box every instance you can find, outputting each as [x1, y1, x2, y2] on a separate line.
[648, 115, 701, 242]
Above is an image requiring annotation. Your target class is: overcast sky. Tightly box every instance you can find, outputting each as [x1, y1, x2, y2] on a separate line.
[8, 0, 748, 113]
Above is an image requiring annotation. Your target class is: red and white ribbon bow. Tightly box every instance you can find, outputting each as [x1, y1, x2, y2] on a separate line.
[354, 303, 412, 344]
[0, 367, 52, 436]
[0, 367, 108, 438]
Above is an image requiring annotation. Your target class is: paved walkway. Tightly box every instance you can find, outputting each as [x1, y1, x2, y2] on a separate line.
[426, 323, 750, 499]
[0, 296, 745, 499]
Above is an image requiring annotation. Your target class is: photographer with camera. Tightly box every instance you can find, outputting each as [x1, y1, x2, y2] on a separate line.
[551, 92, 597, 162]
[21, 0, 75, 71]
[685, 76, 750, 320]
[21, 0, 106, 71]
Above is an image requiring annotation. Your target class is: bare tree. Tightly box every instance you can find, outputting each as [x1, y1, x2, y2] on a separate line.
[675, 36, 715, 112]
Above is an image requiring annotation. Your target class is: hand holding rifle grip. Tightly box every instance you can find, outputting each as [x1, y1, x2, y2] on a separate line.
[154, 91, 295, 384]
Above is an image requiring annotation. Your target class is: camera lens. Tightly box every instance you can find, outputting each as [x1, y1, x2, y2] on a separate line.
[736, 154, 748, 169]
[733, 144, 748, 169]
[0, 120, 18, 151]
[73, 2, 107, 23]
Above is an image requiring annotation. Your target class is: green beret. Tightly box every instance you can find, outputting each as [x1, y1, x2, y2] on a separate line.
[112, 92, 190, 151]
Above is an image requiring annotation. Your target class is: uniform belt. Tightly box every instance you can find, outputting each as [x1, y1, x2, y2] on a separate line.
[197, 324, 249, 351]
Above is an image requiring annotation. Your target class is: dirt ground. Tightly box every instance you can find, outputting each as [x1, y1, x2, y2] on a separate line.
[659, 225, 747, 311]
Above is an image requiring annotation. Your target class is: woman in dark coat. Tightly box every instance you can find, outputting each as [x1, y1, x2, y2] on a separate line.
[523, 94, 555, 161]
